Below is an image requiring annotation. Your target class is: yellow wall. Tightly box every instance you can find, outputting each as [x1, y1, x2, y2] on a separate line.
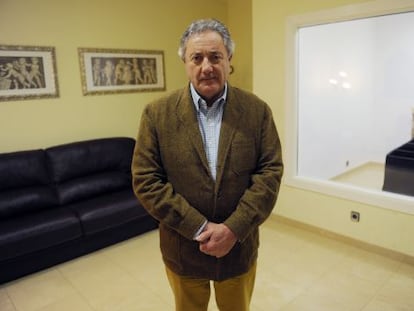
[227, 0, 252, 91]
[1, 0, 252, 152]
[253, 0, 414, 257]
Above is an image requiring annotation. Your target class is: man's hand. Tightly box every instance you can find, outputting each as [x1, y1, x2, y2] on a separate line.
[195, 222, 237, 258]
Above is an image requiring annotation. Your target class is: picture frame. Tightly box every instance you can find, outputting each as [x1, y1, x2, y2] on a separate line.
[0, 45, 59, 102]
[78, 48, 165, 95]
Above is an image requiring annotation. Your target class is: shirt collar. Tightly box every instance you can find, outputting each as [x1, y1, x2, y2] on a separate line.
[190, 83, 227, 112]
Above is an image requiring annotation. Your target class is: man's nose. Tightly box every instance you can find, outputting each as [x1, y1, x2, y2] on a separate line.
[201, 57, 213, 72]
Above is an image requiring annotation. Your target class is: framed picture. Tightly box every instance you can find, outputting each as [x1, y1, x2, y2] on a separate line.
[78, 48, 166, 95]
[0, 45, 59, 102]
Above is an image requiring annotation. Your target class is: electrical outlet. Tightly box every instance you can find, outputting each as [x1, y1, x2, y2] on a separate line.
[350, 211, 360, 222]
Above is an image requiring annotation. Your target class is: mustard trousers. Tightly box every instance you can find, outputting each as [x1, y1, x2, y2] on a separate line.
[165, 261, 257, 311]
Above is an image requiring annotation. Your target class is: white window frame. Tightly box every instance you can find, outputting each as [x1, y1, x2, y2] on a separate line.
[285, 0, 414, 215]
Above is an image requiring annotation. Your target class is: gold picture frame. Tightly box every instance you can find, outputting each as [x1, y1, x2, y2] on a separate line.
[78, 47, 166, 95]
[0, 45, 59, 102]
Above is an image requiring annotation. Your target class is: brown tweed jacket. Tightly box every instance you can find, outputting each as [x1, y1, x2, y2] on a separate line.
[132, 84, 283, 281]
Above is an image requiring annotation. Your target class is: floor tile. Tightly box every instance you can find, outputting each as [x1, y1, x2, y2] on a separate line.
[0, 288, 16, 311]
[5, 269, 77, 311]
[363, 262, 414, 311]
[251, 270, 303, 311]
[36, 293, 94, 311]
[339, 247, 402, 282]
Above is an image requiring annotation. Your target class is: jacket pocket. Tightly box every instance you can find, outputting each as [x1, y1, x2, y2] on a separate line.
[229, 140, 257, 175]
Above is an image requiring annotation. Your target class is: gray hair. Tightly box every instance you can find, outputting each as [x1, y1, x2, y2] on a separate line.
[178, 19, 235, 61]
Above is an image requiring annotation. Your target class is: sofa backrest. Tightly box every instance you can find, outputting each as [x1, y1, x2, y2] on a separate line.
[46, 137, 135, 205]
[0, 149, 58, 219]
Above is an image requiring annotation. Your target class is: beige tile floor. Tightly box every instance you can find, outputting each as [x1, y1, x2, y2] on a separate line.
[1, 216, 414, 311]
[331, 162, 385, 191]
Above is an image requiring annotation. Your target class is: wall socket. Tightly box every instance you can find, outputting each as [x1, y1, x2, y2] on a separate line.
[350, 211, 360, 222]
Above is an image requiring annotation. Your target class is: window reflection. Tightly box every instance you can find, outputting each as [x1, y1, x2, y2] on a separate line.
[297, 11, 414, 197]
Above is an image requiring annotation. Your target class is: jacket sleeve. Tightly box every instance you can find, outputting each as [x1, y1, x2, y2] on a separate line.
[131, 103, 207, 240]
[223, 103, 284, 242]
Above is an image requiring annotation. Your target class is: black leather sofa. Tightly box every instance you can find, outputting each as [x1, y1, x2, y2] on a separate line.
[0, 137, 158, 284]
[383, 138, 414, 196]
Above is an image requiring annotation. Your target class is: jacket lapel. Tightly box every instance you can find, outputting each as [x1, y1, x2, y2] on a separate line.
[215, 86, 244, 187]
[176, 88, 211, 175]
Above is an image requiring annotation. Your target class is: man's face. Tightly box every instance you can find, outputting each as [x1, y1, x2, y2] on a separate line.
[183, 30, 231, 103]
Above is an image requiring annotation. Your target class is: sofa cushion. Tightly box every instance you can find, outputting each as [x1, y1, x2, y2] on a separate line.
[57, 171, 131, 205]
[46, 137, 134, 183]
[67, 189, 148, 235]
[0, 187, 57, 219]
[0, 150, 57, 219]
[45, 137, 135, 204]
[0, 207, 82, 262]
[0, 149, 49, 190]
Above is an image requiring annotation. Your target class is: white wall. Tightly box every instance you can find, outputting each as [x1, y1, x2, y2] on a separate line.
[371, 12, 414, 157]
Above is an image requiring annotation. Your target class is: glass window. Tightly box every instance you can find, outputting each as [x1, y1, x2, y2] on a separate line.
[286, 4, 414, 213]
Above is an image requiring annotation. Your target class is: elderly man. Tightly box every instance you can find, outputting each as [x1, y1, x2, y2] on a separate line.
[132, 18, 283, 311]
